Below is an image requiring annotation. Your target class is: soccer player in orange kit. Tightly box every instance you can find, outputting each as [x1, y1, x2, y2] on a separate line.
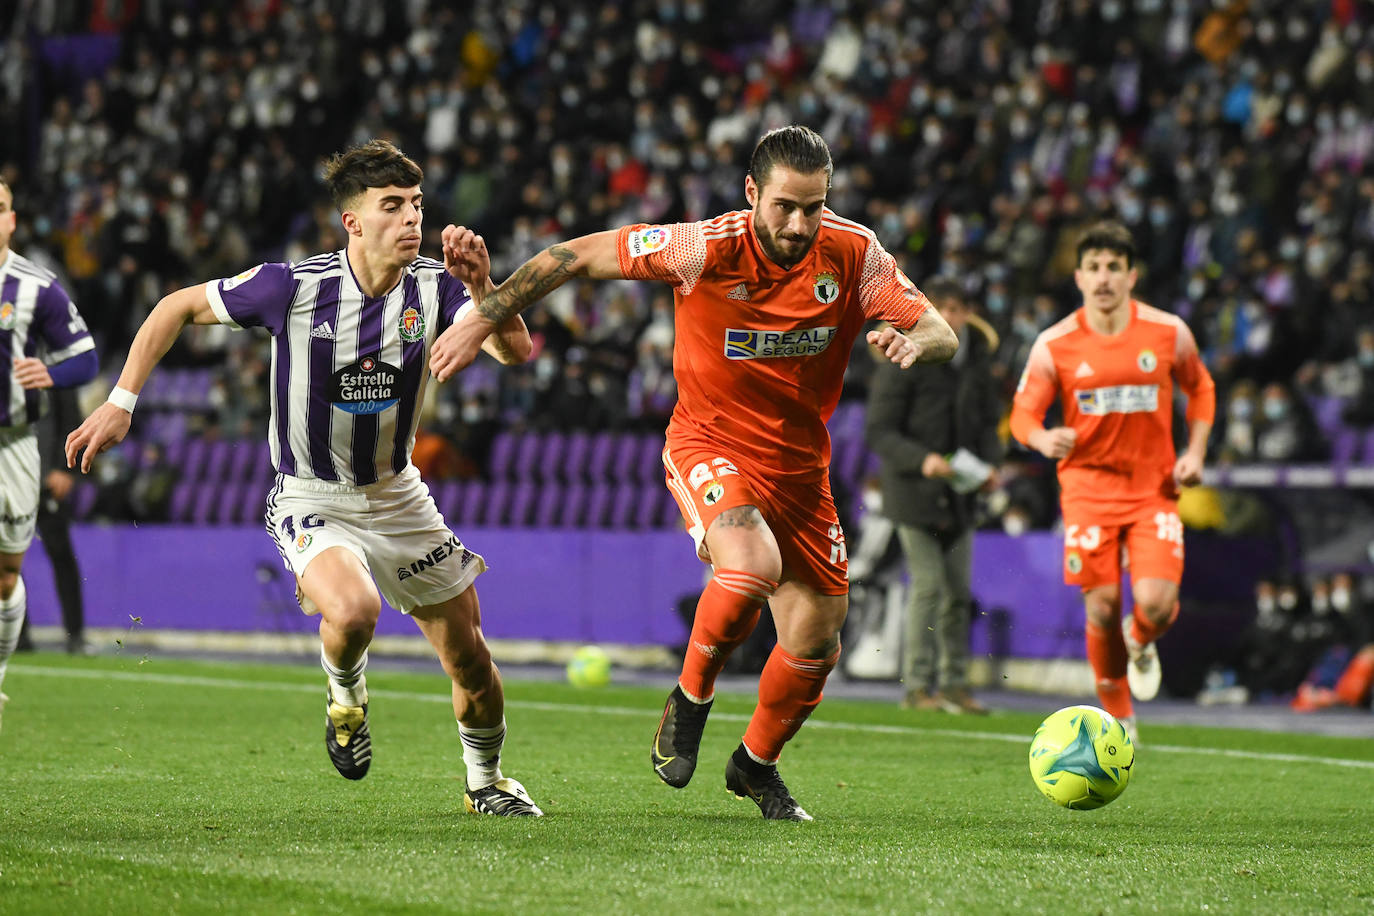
[1009, 221, 1216, 745]
[431, 125, 958, 819]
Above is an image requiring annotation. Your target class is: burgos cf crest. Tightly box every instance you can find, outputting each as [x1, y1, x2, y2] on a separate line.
[399, 306, 426, 342]
[1137, 349, 1157, 372]
[813, 271, 839, 304]
[0, 302, 14, 330]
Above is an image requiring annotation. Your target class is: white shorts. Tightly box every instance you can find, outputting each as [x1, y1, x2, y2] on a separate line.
[264, 464, 486, 613]
[0, 427, 40, 554]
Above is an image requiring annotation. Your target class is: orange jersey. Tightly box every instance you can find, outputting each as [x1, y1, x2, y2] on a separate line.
[616, 209, 927, 478]
[1010, 300, 1216, 512]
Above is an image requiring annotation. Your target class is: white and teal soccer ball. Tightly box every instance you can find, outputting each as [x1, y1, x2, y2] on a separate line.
[1028, 705, 1134, 810]
[566, 645, 612, 688]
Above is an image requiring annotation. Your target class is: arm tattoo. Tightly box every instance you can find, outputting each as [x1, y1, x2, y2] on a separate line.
[477, 244, 579, 324]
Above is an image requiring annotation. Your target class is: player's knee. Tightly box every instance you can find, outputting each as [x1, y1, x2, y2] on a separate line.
[1083, 588, 1120, 628]
[323, 592, 381, 640]
[0, 567, 20, 601]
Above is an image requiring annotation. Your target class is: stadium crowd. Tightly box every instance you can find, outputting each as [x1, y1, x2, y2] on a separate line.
[2, 0, 1373, 500]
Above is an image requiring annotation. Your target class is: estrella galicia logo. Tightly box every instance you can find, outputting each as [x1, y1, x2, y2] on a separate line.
[397, 534, 472, 580]
[331, 355, 400, 414]
[724, 326, 838, 360]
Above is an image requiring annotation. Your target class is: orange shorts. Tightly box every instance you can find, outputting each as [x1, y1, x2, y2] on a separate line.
[662, 435, 848, 595]
[1060, 499, 1184, 589]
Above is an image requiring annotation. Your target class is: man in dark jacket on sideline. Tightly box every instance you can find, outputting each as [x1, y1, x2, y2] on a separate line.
[865, 278, 1003, 713]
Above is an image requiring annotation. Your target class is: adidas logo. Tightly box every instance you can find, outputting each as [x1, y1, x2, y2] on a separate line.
[727, 283, 750, 301]
[1074, 360, 1094, 378]
[311, 321, 336, 340]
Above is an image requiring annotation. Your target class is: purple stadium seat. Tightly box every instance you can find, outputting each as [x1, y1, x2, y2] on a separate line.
[191, 483, 218, 525]
[225, 442, 256, 481]
[561, 431, 590, 482]
[512, 430, 543, 481]
[537, 431, 567, 481]
[586, 432, 616, 482]
[634, 483, 663, 529]
[487, 431, 518, 480]
[557, 482, 587, 528]
[168, 481, 196, 522]
[243, 480, 269, 524]
[608, 482, 637, 527]
[507, 481, 538, 526]
[1362, 430, 1374, 463]
[180, 438, 209, 481]
[1308, 394, 1345, 436]
[458, 481, 487, 525]
[612, 434, 640, 482]
[659, 491, 684, 529]
[638, 435, 666, 484]
[216, 481, 245, 524]
[484, 480, 514, 525]
[202, 440, 233, 483]
[535, 482, 564, 527]
[161, 437, 188, 471]
[250, 442, 274, 481]
[583, 482, 614, 528]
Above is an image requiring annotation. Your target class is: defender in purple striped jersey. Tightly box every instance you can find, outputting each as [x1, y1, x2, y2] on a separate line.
[66, 141, 543, 814]
[0, 176, 99, 730]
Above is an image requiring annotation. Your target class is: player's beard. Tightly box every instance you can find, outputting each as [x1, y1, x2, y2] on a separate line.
[753, 213, 817, 269]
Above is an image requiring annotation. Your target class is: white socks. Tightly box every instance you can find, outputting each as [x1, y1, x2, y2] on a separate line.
[459, 718, 506, 790]
[321, 646, 368, 707]
[0, 576, 27, 692]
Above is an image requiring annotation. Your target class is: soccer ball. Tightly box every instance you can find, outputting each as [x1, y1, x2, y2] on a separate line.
[1028, 705, 1134, 810]
[566, 645, 612, 688]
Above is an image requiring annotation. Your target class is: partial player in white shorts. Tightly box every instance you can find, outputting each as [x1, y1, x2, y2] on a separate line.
[264, 464, 486, 614]
[0, 428, 40, 554]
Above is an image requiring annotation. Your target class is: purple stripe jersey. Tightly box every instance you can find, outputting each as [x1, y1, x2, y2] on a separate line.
[0, 250, 95, 428]
[205, 250, 470, 486]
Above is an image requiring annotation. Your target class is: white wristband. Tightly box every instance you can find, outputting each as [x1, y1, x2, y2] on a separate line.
[107, 386, 138, 413]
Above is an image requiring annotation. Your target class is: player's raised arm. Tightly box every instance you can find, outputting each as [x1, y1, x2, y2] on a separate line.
[430, 229, 624, 382]
[441, 223, 533, 366]
[65, 283, 218, 473]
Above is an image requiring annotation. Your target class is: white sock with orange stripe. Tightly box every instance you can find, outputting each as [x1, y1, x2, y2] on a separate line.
[678, 568, 777, 702]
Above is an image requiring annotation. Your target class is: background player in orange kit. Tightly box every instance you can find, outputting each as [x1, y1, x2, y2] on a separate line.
[1009, 221, 1216, 744]
[431, 125, 958, 820]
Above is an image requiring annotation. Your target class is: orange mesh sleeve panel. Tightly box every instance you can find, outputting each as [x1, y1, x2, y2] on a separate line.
[855, 231, 928, 328]
[615, 222, 709, 293]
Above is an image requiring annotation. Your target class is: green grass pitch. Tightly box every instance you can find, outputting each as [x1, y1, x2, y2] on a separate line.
[1, 653, 1371, 914]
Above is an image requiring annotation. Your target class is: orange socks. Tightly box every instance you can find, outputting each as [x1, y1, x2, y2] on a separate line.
[678, 569, 776, 702]
[1086, 619, 1132, 720]
[741, 645, 839, 763]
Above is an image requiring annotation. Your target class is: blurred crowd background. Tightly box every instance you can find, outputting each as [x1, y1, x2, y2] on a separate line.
[3, 1, 1374, 681]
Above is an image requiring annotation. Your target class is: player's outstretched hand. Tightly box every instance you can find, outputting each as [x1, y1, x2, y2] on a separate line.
[12, 356, 54, 390]
[1174, 451, 1204, 488]
[430, 310, 494, 383]
[65, 403, 133, 474]
[867, 326, 922, 369]
[441, 224, 490, 290]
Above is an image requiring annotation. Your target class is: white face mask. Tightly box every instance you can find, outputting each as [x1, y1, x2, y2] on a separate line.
[1003, 513, 1028, 537]
[1330, 589, 1352, 613]
[861, 489, 883, 513]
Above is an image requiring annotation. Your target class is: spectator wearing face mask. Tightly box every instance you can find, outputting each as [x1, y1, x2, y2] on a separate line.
[1254, 381, 1328, 462]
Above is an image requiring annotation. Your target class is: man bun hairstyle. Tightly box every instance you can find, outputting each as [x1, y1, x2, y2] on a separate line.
[749, 125, 833, 188]
[1075, 220, 1136, 268]
[322, 139, 423, 212]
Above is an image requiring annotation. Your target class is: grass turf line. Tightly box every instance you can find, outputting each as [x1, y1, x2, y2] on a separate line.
[1, 654, 1371, 915]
